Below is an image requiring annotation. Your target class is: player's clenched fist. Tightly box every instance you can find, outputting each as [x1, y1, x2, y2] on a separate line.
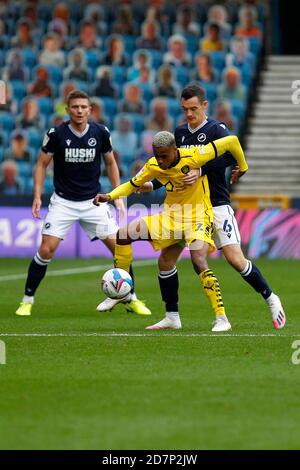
[93, 193, 111, 205]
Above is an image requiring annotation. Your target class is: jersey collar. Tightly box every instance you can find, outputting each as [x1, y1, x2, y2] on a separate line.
[68, 123, 90, 138]
[188, 118, 208, 134]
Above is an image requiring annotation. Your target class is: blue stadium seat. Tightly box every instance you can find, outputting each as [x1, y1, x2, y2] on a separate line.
[202, 83, 217, 103]
[17, 175, 27, 194]
[101, 97, 117, 116]
[166, 98, 181, 119]
[0, 35, 11, 51]
[123, 35, 136, 55]
[72, 80, 89, 93]
[0, 113, 15, 132]
[120, 155, 135, 168]
[85, 50, 100, 70]
[111, 66, 127, 85]
[248, 37, 262, 57]
[37, 3, 52, 21]
[10, 80, 27, 101]
[130, 113, 145, 134]
[17, 161, 32, 178]
[208, 51, 226, 72]
[45, 64, 64, 83]
[0, 131, 8, 147]
[36, 97, 53, 115]
[26, 128, 42, 149]
[26, 175, 53, 194]
[174, 66, 190, 86]
[119, 163, 132, 178]
[44, 176, 54, 194]
[21, 48, 38, 69]
[0, 146, 4, 163]
[241, 67, 253, 87]
[29, 146, 39, 162]
[99, 176, 112, 193]
[147, 49, 163, 68]
[229, 99, 246, 122]
[185, 34, 200, 55]
[31, 64, 63, 83]
[138, 84, 153, 104]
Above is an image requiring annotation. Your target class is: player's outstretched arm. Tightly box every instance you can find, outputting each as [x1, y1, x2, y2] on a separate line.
[93, 181, 135, 205]
[210, 135, 248, 173]
[135, 181, 154, 193]
[94, 160, 156, 205]
[32, 151, 52, 219]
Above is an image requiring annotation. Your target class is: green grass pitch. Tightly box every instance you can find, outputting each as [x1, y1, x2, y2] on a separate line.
[0, 257, 299, 450]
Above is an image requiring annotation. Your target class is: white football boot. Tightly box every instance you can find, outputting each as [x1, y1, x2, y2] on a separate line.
[146, 316, 182, 330]
[96, 293, 131, 312]
[96, 294, 151, 315]
[266, 293, 286, 329]
[212, 314, 232, 332]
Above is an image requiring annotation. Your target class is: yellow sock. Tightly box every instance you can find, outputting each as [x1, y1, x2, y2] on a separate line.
[200, 269, 225, 316]
[114, 243, 132, 272]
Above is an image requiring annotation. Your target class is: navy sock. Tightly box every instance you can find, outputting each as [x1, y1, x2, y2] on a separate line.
[158, 267, 179, 312]
[240, 260, 272, 299]
[25, 253, 51, 296]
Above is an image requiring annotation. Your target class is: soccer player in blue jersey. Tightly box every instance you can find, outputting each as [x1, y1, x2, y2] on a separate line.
[146, 84, 285, 329]
[15, 90, 150, 317]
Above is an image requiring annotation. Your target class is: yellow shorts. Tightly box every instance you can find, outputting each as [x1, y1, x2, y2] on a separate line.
[142, 208, 215, 252]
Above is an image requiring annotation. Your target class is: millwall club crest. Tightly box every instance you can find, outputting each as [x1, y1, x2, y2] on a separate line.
[88, 138, 97, 147]
[181, 165, 190, 174]
[197, 133, 206, 143]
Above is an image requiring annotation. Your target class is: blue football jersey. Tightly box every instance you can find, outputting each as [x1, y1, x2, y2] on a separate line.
[42, 121, 112, 201]
[175, 118, 236, 207]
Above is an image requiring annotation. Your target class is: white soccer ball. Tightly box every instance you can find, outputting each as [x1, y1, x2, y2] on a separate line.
[101, 268, 133, 299]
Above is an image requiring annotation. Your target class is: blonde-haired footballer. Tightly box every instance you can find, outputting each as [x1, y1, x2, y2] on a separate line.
[94, 131, 248, 332]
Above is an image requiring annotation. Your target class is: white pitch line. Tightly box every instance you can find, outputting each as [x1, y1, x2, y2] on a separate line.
[0, 259, 157, 282]
[0, 333, 298, 338]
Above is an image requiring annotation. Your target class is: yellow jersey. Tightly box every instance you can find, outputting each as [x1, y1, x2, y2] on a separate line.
[131, 146, 213, 209]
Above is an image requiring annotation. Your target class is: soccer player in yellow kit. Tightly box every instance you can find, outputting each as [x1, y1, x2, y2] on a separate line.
[94, 131, 248, 331]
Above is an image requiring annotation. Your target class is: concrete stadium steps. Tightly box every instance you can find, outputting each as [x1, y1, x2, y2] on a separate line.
[240, 172, 299, 181]
[248, 126, 300, 134]
[249, 118, 300, 126]
[236, 55, 300, 198]
[251, 110, 300, 119]
[244, 158, 300, 167]
[234, 185, 299, 196]
[262, 78, 298, 86]
[254, 103, 300, 110]
[268, 56, 300, 63]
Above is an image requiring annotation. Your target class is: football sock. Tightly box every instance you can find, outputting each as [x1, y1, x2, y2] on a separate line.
[114, 243, 132, 273]
[158, 267, 179, 312]
[24, 253, 51, 297]
[200, 269, 225, 316]
[265, 292, 277, 304]
[22, 295, 34, 304]
[166, 311, 180, 321]
[240, 260, 272, 300]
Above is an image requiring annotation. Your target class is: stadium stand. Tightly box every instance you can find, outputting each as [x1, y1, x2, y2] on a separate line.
[237, 55, 300, 198]
[0, 0, 264, 195]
